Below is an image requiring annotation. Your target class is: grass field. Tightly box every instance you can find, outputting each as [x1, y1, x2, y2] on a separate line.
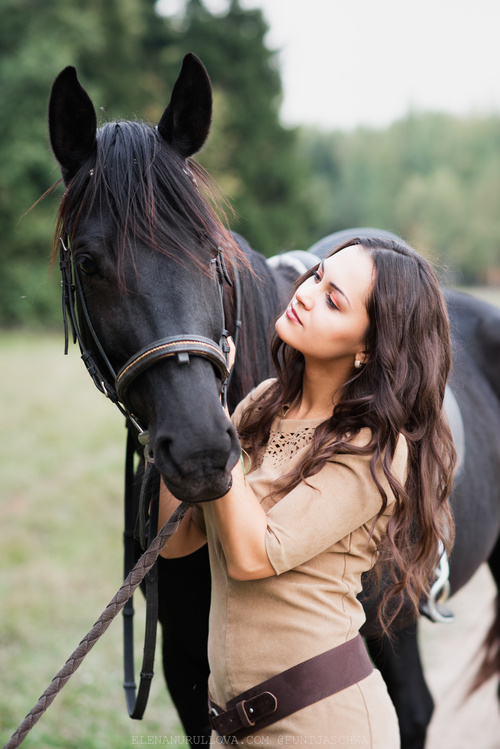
[1, 286, 500, 748]
[0, 331, 186, 748]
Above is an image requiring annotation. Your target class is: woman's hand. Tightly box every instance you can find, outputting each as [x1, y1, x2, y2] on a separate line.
[226, 335, 236, 373]
[158, 481, 207, 558]
[222, 336, 236, 416]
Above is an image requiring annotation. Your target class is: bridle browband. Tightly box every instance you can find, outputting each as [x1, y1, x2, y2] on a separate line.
[59, 234, 240, 460]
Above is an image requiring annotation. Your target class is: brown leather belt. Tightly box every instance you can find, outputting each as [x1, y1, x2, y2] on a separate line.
[208, 634, 373, 740]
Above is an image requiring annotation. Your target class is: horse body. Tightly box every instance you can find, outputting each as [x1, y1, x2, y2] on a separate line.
[367, 289, 500, 749]
[447, 292, 500, 589]
[365, 295, 500, 747]
[48, 57, 500, 749]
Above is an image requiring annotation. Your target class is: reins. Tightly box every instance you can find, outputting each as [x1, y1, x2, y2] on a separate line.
[3, 236, 241, 746]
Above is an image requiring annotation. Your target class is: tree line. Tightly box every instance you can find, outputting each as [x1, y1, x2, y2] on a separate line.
[1, 0, 499, 325]
[299, 112, 500, 284]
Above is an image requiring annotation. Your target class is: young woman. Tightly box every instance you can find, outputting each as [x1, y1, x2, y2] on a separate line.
[158, 236, 456, 747]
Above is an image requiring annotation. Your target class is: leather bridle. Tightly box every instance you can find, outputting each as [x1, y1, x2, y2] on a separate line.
[59, 233, 241, 719]
[59, 235, 239, 460]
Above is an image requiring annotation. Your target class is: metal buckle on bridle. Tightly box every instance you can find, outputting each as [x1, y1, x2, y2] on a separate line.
[211, 244, 234, 409]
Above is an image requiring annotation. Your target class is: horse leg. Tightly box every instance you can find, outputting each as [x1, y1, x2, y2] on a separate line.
[365, 624, 434, 749]
[157, 548, 211, 742]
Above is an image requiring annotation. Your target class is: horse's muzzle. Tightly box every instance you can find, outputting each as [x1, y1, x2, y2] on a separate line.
[151, 421, 240, 503]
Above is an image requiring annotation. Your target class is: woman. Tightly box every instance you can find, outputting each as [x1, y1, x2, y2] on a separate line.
[159, 236, 456, 746]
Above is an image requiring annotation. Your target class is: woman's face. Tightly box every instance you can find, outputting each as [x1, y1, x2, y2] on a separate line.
[275, 245, 374, 369]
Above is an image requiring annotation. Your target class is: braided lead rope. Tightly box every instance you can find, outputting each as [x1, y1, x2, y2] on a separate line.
[2, 501, 192, 749]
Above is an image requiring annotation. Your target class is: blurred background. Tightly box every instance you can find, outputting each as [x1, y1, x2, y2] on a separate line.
[2, 0, 500, 328]
[2, 1, 500, 746]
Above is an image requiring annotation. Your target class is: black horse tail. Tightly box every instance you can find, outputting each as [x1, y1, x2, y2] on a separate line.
[470, 594, 500, 694]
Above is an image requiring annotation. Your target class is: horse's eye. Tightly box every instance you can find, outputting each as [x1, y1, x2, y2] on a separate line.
[77, 255, 98, 276]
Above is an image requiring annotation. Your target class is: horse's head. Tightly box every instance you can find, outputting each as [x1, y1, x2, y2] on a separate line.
[48, 54, 242, 502]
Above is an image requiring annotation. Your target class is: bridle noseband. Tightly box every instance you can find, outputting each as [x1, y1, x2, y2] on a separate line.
[59, 235, 239, 461]
[116, 334, 228, 406]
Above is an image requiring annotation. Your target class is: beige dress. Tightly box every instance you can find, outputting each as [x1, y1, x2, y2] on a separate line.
[203, 380, 407, 747]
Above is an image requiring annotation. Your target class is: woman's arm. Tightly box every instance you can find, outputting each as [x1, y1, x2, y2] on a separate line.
[157, 449, 275, 576]
[157, 457, 274, 576]
[159, 337, 274, 575]
[158, 482, 207, 558]
[208, 457, 276, 581]
[204, 336, 275, 580]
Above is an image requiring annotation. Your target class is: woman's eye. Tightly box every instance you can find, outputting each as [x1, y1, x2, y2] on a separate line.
[77, 255, 98, 276]
[313, 270, 338, 309]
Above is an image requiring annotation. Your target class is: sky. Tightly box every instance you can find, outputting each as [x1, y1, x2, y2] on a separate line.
[158, 0, 500, 130]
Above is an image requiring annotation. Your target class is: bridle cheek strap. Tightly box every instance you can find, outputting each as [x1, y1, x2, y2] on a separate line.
[115, 334, 229, 412]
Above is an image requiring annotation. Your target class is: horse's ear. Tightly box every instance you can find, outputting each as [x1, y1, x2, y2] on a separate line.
[157, 53, 212, 158]
[48, 66, 97, 184]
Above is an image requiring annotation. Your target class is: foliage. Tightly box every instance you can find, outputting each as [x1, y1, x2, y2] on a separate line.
[0, 0, 171, 326]
[166, 0, 318, 256]
[299, 112, 500, 283]
[2, 0, 500, 326]
[0, 0, 318, 326]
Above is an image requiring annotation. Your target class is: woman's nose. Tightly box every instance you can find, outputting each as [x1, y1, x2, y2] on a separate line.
[295, 283, 313, 309]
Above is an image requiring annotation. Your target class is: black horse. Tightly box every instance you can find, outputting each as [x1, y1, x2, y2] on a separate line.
[48, 54, 500, 748]
[48, 53, 287, 739]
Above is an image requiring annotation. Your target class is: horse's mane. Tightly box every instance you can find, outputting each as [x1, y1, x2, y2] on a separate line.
[51, 119, 245, 284]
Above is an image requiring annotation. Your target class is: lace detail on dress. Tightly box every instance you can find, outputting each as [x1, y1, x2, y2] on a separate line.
[262, 427, 316, 469]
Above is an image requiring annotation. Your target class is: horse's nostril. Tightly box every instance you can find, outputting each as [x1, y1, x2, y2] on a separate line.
[149, 419, 240, 502]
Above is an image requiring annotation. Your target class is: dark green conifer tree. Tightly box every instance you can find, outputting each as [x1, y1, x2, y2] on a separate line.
[168, 0, 319, 256]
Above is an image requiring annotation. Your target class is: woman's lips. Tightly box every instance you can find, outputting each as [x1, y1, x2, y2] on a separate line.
[286, 303, 302, 325]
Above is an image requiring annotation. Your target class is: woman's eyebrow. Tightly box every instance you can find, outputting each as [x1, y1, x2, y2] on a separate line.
[320, 261, 351, 308]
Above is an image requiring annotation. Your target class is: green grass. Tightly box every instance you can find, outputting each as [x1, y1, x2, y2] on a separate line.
[0, 331, 186, 748]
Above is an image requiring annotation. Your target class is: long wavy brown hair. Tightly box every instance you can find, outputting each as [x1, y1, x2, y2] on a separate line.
[237, 236, 456, 634]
